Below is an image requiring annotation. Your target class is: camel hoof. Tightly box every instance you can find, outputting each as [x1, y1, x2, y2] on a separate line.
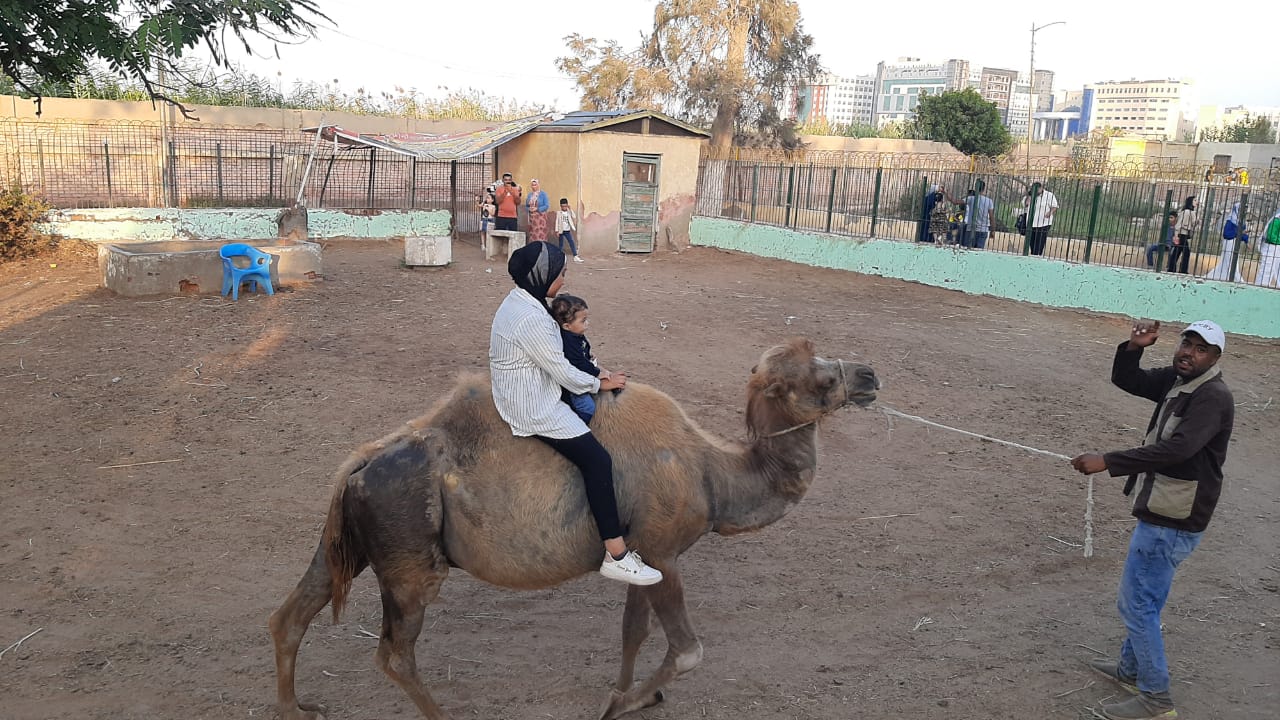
[597, 689, 625, 720]
[282, 703, 327, 720]
[597, 688, 664, 720]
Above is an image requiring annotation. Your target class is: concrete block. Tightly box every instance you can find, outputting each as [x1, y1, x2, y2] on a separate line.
[99, 240, 323, 297]
[485, 230, 526, 260]
[404, 235, 452, 266]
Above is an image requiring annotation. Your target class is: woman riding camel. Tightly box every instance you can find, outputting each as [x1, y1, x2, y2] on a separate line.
[489, 241, 663, 586]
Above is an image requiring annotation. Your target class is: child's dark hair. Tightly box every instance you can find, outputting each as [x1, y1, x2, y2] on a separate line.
[559, 197, 569, 205]
[550, 294, 588, 326]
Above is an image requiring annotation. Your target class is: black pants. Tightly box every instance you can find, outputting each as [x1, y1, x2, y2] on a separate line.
[1028, 226, 1050, 256]
[1167, 238, 1191, 273]
[495, 216, 517, 231]
[537, 433, 622, 540]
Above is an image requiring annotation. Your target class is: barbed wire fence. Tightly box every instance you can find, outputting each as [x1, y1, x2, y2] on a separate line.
[697, 145, 1279, 288]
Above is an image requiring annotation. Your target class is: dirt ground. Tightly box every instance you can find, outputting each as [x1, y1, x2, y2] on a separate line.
[2, 236, 1277, 720]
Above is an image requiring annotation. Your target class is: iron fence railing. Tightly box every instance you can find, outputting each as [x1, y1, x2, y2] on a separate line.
[696, 152, 1279, 288]
[0, 118, 493, 220]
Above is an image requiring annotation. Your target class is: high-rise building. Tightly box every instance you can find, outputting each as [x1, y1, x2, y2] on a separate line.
[1197, 105, 1280, 139]
[871, 58, 969, 126]
[978, 67, 1019, 120]
[1083, 78, 1199, 140]
[1033, 70, 1055, 112]
[795, 73, 875, 127]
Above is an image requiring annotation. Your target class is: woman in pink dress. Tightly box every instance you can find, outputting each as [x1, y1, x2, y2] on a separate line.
[526, 178, 550, 242]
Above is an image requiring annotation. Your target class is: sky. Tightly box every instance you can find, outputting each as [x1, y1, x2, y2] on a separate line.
[230, 0, 1278, 112]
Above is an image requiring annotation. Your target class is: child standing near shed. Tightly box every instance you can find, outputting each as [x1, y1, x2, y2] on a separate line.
[556, 198, 583, 263]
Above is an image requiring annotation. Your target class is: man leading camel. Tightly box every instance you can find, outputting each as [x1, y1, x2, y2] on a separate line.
[1070, 319, 1234, 720]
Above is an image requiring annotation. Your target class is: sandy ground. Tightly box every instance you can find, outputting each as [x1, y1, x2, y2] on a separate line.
[1, 236, 1277, 720]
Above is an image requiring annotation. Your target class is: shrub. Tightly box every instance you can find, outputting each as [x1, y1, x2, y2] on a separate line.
[0, 185, 53, 260]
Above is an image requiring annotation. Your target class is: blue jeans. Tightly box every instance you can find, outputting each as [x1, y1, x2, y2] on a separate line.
[1116, 520, 1202, 694]
[558, 231, 578, 256]
[961, 229, 989, 249]
[567, 392, 595, 423]
[1146, 242, 1170, 267]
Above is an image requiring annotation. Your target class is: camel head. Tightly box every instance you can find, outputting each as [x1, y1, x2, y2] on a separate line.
[745, 338, 879, 439]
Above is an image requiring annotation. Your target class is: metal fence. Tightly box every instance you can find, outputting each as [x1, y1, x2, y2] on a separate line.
[0, 118, 493, 218]
[696, 149, 1279, 288]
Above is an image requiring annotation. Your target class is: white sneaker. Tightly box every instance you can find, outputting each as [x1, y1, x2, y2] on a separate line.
[599, 551, 663, 586]
[573, 255, 584, 263]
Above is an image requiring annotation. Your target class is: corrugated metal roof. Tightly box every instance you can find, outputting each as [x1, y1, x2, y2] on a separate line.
[534, 110, 709, 137]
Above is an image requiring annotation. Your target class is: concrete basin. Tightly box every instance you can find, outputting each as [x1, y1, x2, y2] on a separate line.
[98, 240, 323, 297]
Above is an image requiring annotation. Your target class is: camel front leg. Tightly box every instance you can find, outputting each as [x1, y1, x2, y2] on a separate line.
[600, 568, 702, 720]
[270, 544, 348, 720]
[614, 584, 655, 691]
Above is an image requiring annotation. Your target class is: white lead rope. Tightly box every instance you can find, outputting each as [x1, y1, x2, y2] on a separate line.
[879, 405, 1094, 558]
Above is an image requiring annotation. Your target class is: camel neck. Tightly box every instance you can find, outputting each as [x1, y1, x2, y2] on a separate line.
[708, 427, 820, 536]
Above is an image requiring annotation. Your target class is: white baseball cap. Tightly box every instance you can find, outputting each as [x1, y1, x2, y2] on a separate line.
[1182, 320, 1225, 352]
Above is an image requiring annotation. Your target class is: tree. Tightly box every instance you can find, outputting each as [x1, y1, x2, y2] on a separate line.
[911, 88, 1012, 157]
[1200, 115, 1277, 144]
[0, 0, 326, 117]
[556, 0, 820, 149]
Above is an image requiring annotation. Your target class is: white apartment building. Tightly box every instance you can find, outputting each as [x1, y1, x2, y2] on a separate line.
[796, 73, 875, 127]
[1085, 78, 1199, 140]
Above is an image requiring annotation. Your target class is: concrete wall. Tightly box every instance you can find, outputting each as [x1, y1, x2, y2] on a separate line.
[578, 132, 701, 252]
[1, 94, 494, 135]
[45, 207, 450, 243]
[1195, 142, 1280, 170]
[690, 217, 1280, 339]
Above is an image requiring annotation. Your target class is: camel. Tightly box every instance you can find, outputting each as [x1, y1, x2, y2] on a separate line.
[269, 337, 880, 719]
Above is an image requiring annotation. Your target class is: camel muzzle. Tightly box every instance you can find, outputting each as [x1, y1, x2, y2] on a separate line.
[840, 360, 880, 408]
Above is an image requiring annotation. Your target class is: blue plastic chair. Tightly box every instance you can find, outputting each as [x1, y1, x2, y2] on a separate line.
[219, 243, 275, 301]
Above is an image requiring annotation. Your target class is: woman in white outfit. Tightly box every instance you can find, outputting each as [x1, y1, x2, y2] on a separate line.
[1201, 201, 1246, 282]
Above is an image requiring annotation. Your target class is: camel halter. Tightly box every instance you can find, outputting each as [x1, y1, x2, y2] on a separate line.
[761, 360, 850, 438]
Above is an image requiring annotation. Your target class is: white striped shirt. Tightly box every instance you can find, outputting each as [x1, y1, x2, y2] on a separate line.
[490, 288, 599, 438]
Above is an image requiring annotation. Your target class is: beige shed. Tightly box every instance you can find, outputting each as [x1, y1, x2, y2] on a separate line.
[494, 111, 709, 254]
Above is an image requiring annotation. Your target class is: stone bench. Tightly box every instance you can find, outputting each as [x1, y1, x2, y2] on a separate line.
[485, 229, 526, 260]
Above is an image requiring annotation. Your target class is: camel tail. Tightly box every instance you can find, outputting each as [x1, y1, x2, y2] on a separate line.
[322, 457, 367, 623]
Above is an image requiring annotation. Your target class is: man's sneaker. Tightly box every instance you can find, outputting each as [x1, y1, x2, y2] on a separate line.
[1099, 692, 1177, 720]
[600, 551, 663, 586]
[573, 255, 585, 263]
[1089, 658, 1139, 694]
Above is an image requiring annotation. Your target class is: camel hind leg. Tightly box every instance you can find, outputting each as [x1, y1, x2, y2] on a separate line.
[372, 561, 450, 719]
[600, 567, 702, 720]
[270, 544, 365, 720]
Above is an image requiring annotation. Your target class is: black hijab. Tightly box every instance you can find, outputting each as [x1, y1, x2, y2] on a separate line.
[507, 241, 565, 313]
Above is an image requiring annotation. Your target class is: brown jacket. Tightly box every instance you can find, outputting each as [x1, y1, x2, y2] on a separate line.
[1103, 342, 1233, 532]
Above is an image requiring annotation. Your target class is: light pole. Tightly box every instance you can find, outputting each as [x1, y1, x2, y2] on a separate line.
[1028, 20, 1065, 173]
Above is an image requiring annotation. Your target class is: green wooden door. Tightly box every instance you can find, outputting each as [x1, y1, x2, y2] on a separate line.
[620, 154, 659, 253]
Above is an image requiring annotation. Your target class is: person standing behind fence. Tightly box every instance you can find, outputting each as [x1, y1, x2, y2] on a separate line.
[1167, 196, 1199, 274]
[1256, 204, 1280, 288]
[526, 178, 550, 242]
[1201, 200, 1247, 282]
[962, 184, 994, 249]
[495, 172, 522, 231]
[1023, 182, 1059, 256]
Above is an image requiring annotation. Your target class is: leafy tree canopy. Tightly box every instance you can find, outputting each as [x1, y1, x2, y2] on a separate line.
[0, 0, 326, 117]
[1200, 115, 1277, 144]
[912, 88, 1012, 157]
[557, 0, 820, 148]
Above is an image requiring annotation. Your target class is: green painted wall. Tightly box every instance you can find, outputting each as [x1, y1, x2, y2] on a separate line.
[45, 208, 451, 243]
[692, 217, 1280, 339]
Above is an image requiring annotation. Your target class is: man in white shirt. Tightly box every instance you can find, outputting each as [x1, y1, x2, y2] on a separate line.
[1024, 182, 1059, 256]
